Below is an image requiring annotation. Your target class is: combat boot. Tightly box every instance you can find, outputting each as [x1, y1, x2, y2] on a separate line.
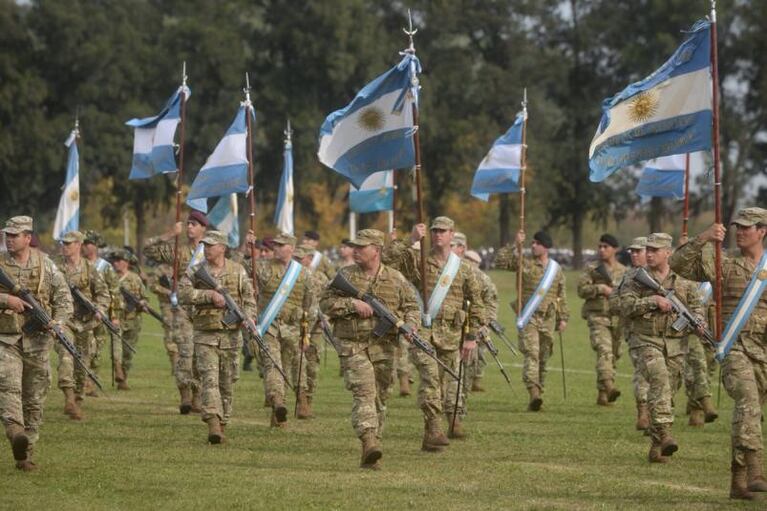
[62, 388, 83, 421]
[745, 450, 767, 492]
[422, 417, 449, 452]
[701, 396, 718, 423]
[528, 386, 543, 412]
[116, 366, 129, 391]
[658, 427, 678, 457]
[271, 398, 288, 428]
[635, 401, 650, 431]
[399, 373, 411, 397]
[471, 378, 485, 392]
[296, 391, 312, 420]
[219, 423, 227, 444]
[604, 380, 621, 403]
[596, 390, 609, 406]
[360, 429, 382, 469]
[206, 417, 223, 444]
[84, 379, 98, 397]
[447, 413, 466, 440]
[6, 424, 28, 461]
[730, 461, 756, 500]
[688, 408, 705, 427]
[191, 388, 202, 413]
[114, 363, 126, 384]
[178, 386, 192, 415]
[648, 441, 669, 464]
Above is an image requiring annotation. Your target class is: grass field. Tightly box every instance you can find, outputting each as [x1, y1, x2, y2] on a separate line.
[0, 270, 760, 510]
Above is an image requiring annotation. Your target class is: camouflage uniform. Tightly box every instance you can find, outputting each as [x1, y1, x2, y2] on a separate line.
[0, 221, 73, 467]
[577, 260, 626, 399]
[89, 256, 124, 376]
[117, 270, 145, 375]
[311, 252, 336, 282]
[147, 263, 179, 371]
[495, 245, 568, 399]
[683, 282, 717, 424]
[464, 265, 496, 391]
[305, 268, 328, 405]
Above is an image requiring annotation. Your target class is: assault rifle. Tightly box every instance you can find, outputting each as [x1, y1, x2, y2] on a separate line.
[594, 263, 613, 285]
[121, 287, 169, 327]
[192, 265, 292, 389]
[488, 319, 519, 356]
[633, 268, 716, 349]
[0, 267, 104, 392]
[329, 271, 459, 381]
[70, 285, 135, 354]
[317, 312, 340, 354]
[480, 332, 512, 386]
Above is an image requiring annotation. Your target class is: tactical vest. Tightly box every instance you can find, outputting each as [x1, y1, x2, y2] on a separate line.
[63, 259, 92, 319]
[722, 259, 767, 335]
[0, 251, 46, 334]
[193, 260, 245, 331]
[581, 262, 625, 317]
[257, 260, 305, 325]
[630, 272, 692, 338]
[333, 265, 401, 342]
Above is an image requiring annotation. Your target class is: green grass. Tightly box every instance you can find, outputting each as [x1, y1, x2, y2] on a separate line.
[0, 270, 758, 510]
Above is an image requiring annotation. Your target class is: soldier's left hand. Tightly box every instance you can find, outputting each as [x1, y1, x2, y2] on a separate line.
[557, 320, 567, 332]
[461, 338, 477, 360]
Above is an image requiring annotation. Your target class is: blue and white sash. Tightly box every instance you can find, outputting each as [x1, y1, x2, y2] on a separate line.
[716, 253, 767, 362]
[185, 243, 205, 276]
[256, 260, 303, 337]
[516, 259, 561, 331]
[310, 251, 322, 271]
[94, 257, 110, 273]
[698, 281, 713, 305]
[422, 252, 462, 327]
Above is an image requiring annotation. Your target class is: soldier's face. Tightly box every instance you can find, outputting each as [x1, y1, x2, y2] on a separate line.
[352, 244, 380, 266]
[81, 242, 97, 258]
[645, 247, 670, 269]
[339, 245, 353, 259]
[430, 228, 453, 248]
[4, 232, 31, 254]
[531, 240, 546, 257]
[203, 243, 226, 261]
[452, 245, 465, 257]
[629, 248, 646, 267]
[60, 240, 81, 258]
[112, 259, 128, 272]
[186, 221, 205, 241]
[261, 248, 274, 259]
[598, 243, 616, 261]
[735, 224, 766, 250]
[272, 243, 294, 262]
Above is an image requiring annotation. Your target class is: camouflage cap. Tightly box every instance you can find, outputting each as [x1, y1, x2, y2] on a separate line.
[2, 216, 33, 234]
[60, 231, 85, 243]
[83, 230, 105, 247]
[731, 207, 767, 227]
[464, 250, 481, 264]
[200, 230, 228, 246]
[108, 249, 129, 261]
[645, 232, 673, 249]
[627, 236, 647, 250]
[293, 246, 309, 259]
[430, 216, 455, 231]
[452, 232, 467, 247]
[348, 229, 385, 247]
[272, 232, 297, 246]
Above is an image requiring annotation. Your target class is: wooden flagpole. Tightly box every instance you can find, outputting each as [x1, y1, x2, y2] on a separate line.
[244, 73, 259, 295]
[516, 88, 529, 315]
[710, 2, 723, 341]
[171, 61, 188, 302]
[682, 152, 691, 238]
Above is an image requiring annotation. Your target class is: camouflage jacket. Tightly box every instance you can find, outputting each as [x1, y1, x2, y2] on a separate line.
[471, 265, 499, 323]
[118, 270, 146, 323]
[311, 252, 336, 282]
[92, 257, 124, 320]
[58, 257, 110, 332]
[671, 237, 767, 361]
[577, 260, 626, 319]
[0, 249, 73, 352]
[143, 235, 198, 269]
[247, 258, 312, 330]
[147, 263, 174, 304]
[612, 266, 642, 339]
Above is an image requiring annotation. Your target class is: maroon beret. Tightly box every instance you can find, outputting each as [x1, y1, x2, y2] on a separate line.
[187, 210, 209, 227]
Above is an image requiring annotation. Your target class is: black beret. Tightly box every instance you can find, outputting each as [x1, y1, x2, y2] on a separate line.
[533, 231, 553, 249]
[600, 233, 619, 248]
[304, 230, 320, 241]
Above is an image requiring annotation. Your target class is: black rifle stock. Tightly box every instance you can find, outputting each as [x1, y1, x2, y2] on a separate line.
[329, 272, 459, 381]
[594, 263, 613, 285]
[318, 312, 340, 354]
[632, 268, 716, 349]
[488, 319, 519, 356]
[121, 287, 169, 328]
[71, 285, 135, 354]
[480, 332, 512, 386]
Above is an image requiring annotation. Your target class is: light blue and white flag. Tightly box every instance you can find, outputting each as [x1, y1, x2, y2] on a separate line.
[126, 86, 189, 180]
[52, 129, 80, 240]
[635, 154, 685, 199]
[186, 103, 255, 213]
[589, 20, 712, 182]
[274, 133, 294, 235]
[208, 194, 240, 248]
[471, 112, 524, 201]
[318, 54, 420, 188]
[349, 170, 394, 213]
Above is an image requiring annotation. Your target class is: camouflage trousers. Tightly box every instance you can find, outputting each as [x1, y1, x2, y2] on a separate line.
[721, 348, 767, 467]
[519, 313, 555, 391]
[172, 308, 197, 391]
[121, 319, 141, 374]
[395, 336, 414, 379]
[411, 345, 466, 420]
[341, 341, 395, 438]
[627, 346, 650, 403]
[194, 334, 240, 425]
[587, 315, 622, 390]
[305, 333, 322, 401]
[684, 336, 712, 407]
[56, 328, 94, 397]
[631, 340, 684, 442]
[465, 343, 487, 387]
[262, 323, 305, 404]
[0, 341, 50, 459]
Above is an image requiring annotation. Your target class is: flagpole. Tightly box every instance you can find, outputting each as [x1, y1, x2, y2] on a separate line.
[682, 152, 691, 238]
[710, 1, 723, 341]
[244, 73, 259, 295]
[284, 118, 293, 236]
[404, 10, 429, 304]
[390, 170, 397, 235]
[349, 211, 357, 240]
[171, 62, 188, 301]
[516, 88, 528, 315]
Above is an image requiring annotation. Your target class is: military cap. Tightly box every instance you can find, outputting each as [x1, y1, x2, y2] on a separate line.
[303, 230, 320, 241]
[293, 246, 310, 259]
[627, 237, 647, 250]
[452, 232, 467, 247]
[348, 229, 385, 247]
[200, 230, 228, 246]
[2, 216, 33, 234]
[599, 233, 619, 248]
[646, 232, 673, 249]
[731, 207, 767, 227]
[108, 249, 129, 261]
[533, 231, 553, 249]
[83, 230, 105, 247]
[262, 236, 275, 249]
[60, 231, 85, 243]
[187, 209, 209, 227]
[430, 216, 455, 230]
[465, 250, 482, 264]
[272, 233, 297, 246]
[340, 238, 352, 246]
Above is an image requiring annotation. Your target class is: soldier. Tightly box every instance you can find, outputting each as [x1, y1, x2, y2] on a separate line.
[147, 261, 179, 375]
[320, 229, 420, 469]
[577, 234, 626, 405]
[56, 231, 110, 419]
[495, 230, 568, 411]
[622, 233, 704, 463]
[670, 207, 767, 499]
[143, 210, 207, 414]
[301, 230, 336, 281]
[0, 216, 73, 471]
[338, 239, 355, 268]
[384, 216, 482, 448]
[248, 232, 313, 426]
[111, 249, 146, 390]
[178, 231, 255, 444]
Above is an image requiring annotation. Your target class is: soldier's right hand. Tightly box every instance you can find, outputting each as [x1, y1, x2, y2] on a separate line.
[209, 291, 226, 308]
[654, 295, 673, 312]
[598, 284, 613, 296]
[699, 223, 726, 243]
[515, 230, 525, 245]
[246, 230, 256, 245]
[173, 222, 183, 236]
[352, 299, 374, 318]
[6, 295, 31, 314]
[410, 224, 427, 244]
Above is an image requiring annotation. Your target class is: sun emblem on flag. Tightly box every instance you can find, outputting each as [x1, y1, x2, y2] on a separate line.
[69, 190, 80, 201]
[628, 91, 660, 123]
[758, 269, 767, 281]
[358, 107, 385, 132]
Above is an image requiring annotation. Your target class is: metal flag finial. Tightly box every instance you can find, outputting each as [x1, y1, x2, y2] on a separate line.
[74, 107, 80, 138]
[710, 0, 717, 22]
[284, 119, 292, 143]
[182, 61, 187, 88]
[243, 72, 252, 103]
[522, 87, 528, 110]
[402, 8, 418, 54]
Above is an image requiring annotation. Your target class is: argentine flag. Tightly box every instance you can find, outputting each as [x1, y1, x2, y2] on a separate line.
[52, 129, 80, 240]
[349, 170, 394, 213]
[186, 103, 255, 213]
[318, 54, 420, 188]
[470, 112, 524, 201]
[208, 194, 240, 248]
[126, 86, 189, 180]
[274, 132, 294, 235]
[589, 20, 712, 182]
[635, 154, 686, 199]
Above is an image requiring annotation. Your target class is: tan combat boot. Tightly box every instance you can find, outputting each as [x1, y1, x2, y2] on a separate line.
[701, 396, 718, 423]
[271, 398, 288, 428]
[63, 388, 83, 421]
[84, 379, 98, 398]
[360, 429, 382, 469]
[178, 386, 192, 415]
[528, 386, 543, 412]
[596, 390, 609, 406]
[745, 450, 767, 492]
[635, 401, 650, 431]
[116, 365, 130, 391]
[398, 373, 411, 397]
[731, 461, 756, 500]
[114, 363, 126, 384]
[604, 380, 621, 403]
[422, 417, 449, 452]
[191, 388, 202, 413]
[648, 440, 669, 464]
[296, 391, 312, 420]
[207, 417, 223, 444]
[658, 427, 678, 457]
[471, 378, 485, 392]
[447, 413, 466, 440]
[688, 407, 705, 427]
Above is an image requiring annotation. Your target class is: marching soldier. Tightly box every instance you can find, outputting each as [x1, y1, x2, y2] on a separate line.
[577, 234, 626, 405]
[670, 207, 767, 499]
[111, 249, 146, 390]
[495, 230, 568, 411]
[320, 229, 420, 469]
[0, 216, 73, 471]
[301, 230, 336, 281]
